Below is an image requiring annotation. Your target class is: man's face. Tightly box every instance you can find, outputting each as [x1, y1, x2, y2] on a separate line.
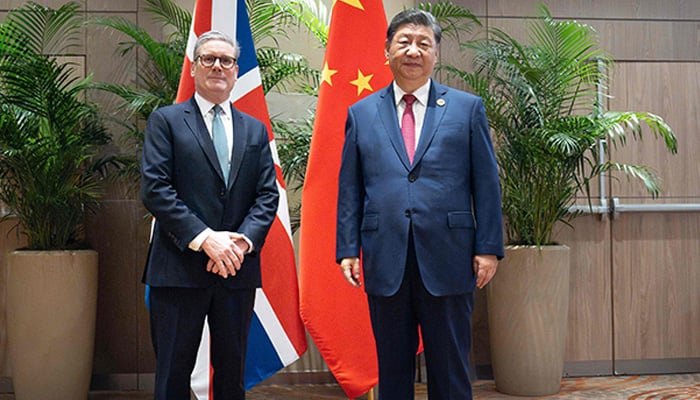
[385, 23, 439, 91]
[191, 39, 238, 104]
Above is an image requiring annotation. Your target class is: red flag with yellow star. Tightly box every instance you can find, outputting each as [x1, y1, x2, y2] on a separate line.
[298, 0, 392, 397]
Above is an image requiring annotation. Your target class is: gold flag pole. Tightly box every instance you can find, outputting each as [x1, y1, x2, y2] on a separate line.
[367, 386, 375, 400]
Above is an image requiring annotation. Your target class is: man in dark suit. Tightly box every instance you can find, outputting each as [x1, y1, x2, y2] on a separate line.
[336, 9, 504, 400]
[141, 30, 279, 400]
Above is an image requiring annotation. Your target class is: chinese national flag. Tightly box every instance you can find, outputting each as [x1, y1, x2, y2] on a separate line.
[298, 0, 392, 398]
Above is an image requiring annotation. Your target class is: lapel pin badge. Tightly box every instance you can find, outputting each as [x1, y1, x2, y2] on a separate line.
[436, 98, 446, 107]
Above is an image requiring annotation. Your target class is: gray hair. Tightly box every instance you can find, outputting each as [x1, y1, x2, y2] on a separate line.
[193, 30, 240, 59]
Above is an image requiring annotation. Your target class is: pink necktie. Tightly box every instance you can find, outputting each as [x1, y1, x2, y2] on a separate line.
[401, 94, 416, 163]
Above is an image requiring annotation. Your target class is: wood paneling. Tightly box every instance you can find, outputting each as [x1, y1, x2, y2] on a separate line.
[487, 18, 700, 62]
[86, 199, 150, 374]
[555, 216, 613, 366]
[486, 0, 700, 20]
[86, 0, 138, 12]
[612, 213, 700, 360]
[609, 63, 700, 200]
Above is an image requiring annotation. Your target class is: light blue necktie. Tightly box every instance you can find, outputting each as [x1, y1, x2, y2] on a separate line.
[212, 105, 229, 183]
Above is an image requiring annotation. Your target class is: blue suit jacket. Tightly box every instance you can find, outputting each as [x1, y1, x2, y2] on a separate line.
[141, 97, 279, 290]
[336, 81, 504, 297]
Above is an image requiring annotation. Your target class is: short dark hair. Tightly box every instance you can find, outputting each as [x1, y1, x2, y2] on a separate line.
[386, 9, 442, 45]
[193, 30, 241, 59]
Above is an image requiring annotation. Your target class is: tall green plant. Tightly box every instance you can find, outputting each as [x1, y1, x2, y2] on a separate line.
[448, 4, 677, 246]
[0, 2, 112, 250]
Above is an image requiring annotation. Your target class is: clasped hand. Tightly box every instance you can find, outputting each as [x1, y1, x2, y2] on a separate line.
[201, 231, 250, 278]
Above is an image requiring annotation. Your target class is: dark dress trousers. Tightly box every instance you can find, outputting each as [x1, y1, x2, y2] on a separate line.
[336, 81, 504, 399]
[141, 96, 279, 399]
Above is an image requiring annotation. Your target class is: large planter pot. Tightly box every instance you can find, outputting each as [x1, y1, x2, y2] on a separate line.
[487, 245, 570, 396]
[6, 250, 98, 400]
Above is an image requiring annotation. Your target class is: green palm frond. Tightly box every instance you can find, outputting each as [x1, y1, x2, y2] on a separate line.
[144, 0, 192, 42]
[2, 2, 83, 56]
[248, 0, 329, 46]
[257, 47, 320, 93]
[248, 0, 291, 45]
[275, 0, 329, 45]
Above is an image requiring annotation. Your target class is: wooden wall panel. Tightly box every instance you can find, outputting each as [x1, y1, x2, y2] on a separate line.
[609, 63, 700, 200]
[612, 213, 700, 360]
[86, 0, 138, 12]
[86, 198, 151, 374]
[486, 18, 700, 62]
[0, 1, 79, 10]
[555, 217, 613, 366]
[486, 0, 700, 20]
[452, 0, 486, 16]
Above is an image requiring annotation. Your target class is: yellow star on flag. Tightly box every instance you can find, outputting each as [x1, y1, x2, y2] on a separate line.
[321, 61, 338, 87]
[335, 0, 364, 11]
[350, 69, 374, 96]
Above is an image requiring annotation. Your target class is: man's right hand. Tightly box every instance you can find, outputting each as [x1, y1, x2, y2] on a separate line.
[201, 231, 245, 278]
[339, 257, 362, 287]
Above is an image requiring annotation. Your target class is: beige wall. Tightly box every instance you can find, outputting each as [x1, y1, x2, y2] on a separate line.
[1, 0, 698, 391]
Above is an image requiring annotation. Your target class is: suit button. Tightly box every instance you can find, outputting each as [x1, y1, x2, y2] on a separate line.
[408, 174, 417, 182]
[405, 210, 411, 217]
[219, 188, 226, 197]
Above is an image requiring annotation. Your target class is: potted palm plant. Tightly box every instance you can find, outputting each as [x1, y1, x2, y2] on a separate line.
[447, 4, 678, 396]
[0, 2, 113, 399]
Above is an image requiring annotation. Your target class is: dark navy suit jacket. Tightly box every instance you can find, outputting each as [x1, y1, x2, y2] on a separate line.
[336, 81, 504, 297]
[141, 97, 279, 290]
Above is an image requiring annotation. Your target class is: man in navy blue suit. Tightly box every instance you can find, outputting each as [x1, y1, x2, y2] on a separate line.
[141, 31, 279, 400]
[336, 9, 504, 399]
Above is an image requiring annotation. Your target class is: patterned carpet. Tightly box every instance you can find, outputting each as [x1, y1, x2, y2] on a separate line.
[472, 374, 700, 399]
[244, 374, 700, 399]
[1, 374, 698, 399]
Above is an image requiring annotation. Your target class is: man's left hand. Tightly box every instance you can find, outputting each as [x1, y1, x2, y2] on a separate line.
[473, 254, 498, 289]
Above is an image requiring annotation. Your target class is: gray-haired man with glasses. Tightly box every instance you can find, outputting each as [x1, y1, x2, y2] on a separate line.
[141, 30, 279, 400]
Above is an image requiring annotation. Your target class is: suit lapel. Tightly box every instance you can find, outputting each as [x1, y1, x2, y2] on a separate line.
[377, 85, 413, 169]
[414, 82, 448, 166]
[183, 97, 227, 182]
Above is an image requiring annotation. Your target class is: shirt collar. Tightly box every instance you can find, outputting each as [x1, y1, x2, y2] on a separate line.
[393, 79, 431, 107]
[194, 93, 228, 117]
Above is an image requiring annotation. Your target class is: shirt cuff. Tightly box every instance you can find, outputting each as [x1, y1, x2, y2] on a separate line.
[241, 235, 254, 254]
[189, 228, 213, 252]
[188, 228, 254, 254]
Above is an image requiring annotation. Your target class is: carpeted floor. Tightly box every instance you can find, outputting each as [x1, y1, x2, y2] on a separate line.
[1, 374, 699, 399]
[243, 374, 700, 399]
[472, 373, 700, 399]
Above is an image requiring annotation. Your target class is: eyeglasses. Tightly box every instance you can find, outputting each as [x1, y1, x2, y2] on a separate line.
[195, 54, 237, 69]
